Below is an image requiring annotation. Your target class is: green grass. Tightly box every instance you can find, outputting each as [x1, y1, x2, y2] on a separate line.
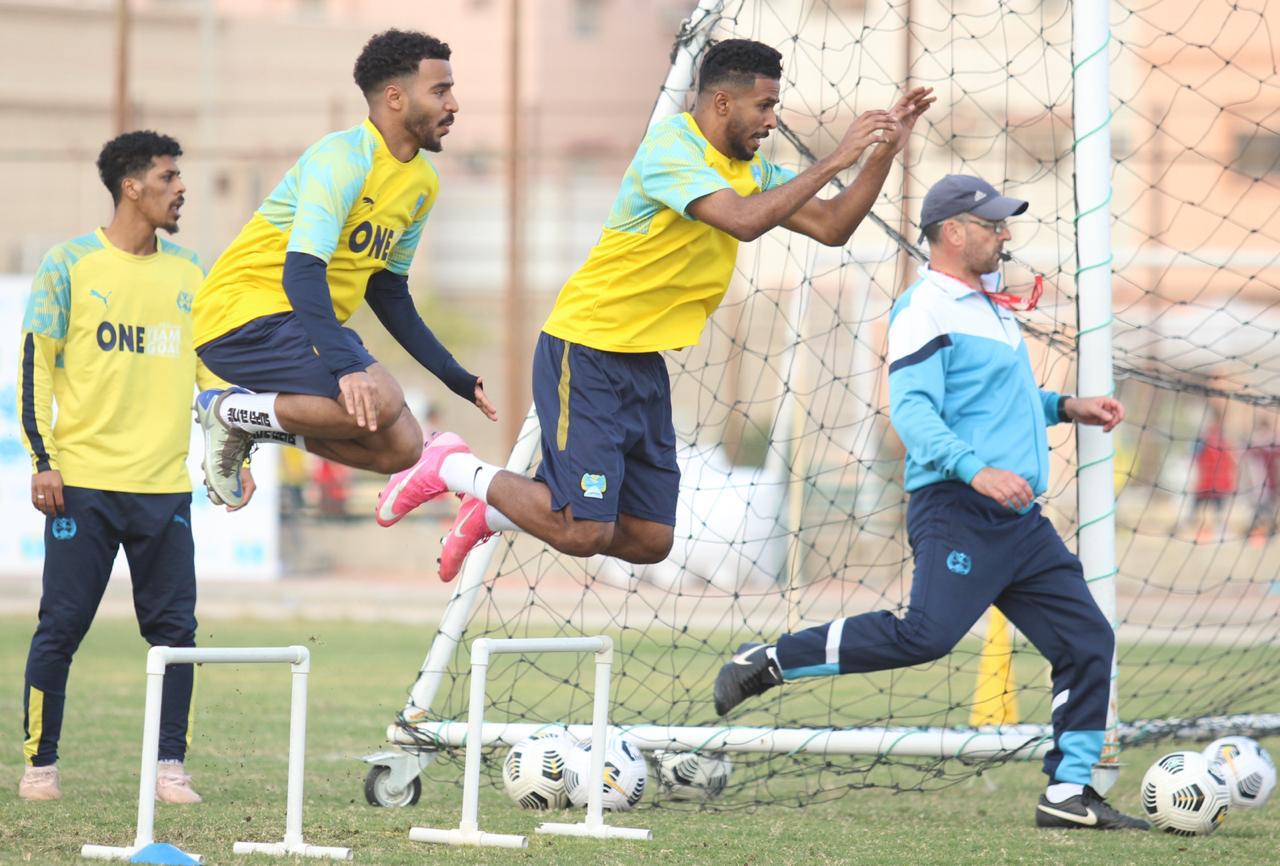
[2, 616, 1278, 865]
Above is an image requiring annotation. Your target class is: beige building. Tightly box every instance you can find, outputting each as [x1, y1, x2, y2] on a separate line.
[2, 0, 1276, 557]
[0, 0, 686, 452]
[0, 0, 685, 276]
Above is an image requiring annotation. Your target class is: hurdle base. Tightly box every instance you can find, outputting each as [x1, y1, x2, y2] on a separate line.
[232, 840, 353, 860]
[536, 821, 652, 841]
[81, 842, 203, 864]
[407, 826, 528, 848]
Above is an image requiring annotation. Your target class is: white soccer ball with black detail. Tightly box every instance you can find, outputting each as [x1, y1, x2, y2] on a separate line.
[1203, 736, 1276, 810]
[1140, 750, 1231, 836]
[653, 749, 731, 801]
[502, 731, 576, 810]
[564, 732, 647, 811]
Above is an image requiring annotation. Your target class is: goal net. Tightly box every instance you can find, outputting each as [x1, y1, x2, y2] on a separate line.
[386, 0, 1280, 805]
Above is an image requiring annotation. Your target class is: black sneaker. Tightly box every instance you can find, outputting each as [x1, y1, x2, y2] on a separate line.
[713, 642, 783, 716]
[1035, 785, 1150, 830]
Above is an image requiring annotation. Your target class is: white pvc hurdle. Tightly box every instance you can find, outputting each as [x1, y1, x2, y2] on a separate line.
[82, 646, 351, 864]
[408, 636, 651, 848]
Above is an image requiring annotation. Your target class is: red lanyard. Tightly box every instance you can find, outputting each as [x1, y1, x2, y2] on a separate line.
[929, 267, 1043, 312]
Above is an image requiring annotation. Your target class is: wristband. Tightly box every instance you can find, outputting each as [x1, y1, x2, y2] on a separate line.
[1057, 395, 1072, 423]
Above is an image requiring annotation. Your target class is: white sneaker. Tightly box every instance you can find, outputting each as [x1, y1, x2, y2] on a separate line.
[156, 761, 203, 804]
[19, 764, 61, 800]
[193, 388, 252, 508]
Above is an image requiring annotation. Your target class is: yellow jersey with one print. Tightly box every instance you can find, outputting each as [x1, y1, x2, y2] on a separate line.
[17, 229, 212, 493]
[542, 112, 795, 353]
[194, 118, 438, 346]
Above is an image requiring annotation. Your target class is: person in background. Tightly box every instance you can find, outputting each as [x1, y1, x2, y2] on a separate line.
[16, 131, 253, 803]
[1246, 412, 1280, 546]
[1184, 404, 1236, 544]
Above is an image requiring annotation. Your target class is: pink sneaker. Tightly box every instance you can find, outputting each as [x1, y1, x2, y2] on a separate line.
[376, 432, 471, 527]
[438, 495, 496, 582]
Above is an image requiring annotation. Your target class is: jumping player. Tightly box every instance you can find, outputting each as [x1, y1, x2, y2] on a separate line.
[377, 39, 933, 582]
[192, 29, 495, 508]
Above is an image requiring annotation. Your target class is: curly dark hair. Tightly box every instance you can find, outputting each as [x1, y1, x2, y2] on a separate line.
[353, 29, 452, 95]
[698, 39, 783, 93]
[96, 130, 182, 205]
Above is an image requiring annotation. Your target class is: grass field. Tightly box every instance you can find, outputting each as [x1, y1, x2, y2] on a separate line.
[2, 616, 1278, 866]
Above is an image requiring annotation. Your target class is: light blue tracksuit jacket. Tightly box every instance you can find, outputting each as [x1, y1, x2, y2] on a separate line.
[888, 266, 1066, 498]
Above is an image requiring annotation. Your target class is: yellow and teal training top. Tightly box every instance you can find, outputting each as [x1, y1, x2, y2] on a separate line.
[194, 118, 439, 346]
[542, 112, 795, 353]
[17, 229, 214, 493]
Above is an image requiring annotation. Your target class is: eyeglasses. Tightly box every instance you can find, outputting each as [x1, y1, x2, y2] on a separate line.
[954, 216, 1008, 234]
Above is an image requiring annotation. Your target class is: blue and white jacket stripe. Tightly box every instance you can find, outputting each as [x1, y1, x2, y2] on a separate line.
[888, 267, 1064, 499]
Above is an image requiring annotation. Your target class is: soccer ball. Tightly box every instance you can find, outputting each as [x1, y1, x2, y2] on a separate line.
[1140, 750, 1231, 836]
[1203, 736, 1276, 810]
[502, 731, 576, 810]
[653, 749, 732, 800]
[564, 732, 647, 811]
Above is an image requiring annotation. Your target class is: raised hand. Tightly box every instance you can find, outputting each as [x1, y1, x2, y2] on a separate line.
[879, 86, 936, 155]
[834, 109, 896, 168]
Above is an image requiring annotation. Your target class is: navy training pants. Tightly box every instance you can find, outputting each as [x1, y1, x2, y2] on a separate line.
[775, 481, 1113, 785]
[23, 487, 197, 766]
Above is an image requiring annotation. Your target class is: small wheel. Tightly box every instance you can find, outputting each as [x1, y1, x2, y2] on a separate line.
[364, 764, 422, 807]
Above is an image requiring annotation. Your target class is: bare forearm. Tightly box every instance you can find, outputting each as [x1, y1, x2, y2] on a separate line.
[821, 147, 895, 245]
[710, 153, 847, 242]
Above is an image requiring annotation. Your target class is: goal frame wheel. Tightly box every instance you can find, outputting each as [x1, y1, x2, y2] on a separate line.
[364, 764, 422, 807]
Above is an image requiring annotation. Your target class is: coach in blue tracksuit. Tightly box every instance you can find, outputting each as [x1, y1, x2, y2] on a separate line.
[712, 175, 1148, 830]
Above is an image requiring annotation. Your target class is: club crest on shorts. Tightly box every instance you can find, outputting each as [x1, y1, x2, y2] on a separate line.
[580, 473, 607, 500]
[946, 550, 972, 574]
[51, 517, 77, 540]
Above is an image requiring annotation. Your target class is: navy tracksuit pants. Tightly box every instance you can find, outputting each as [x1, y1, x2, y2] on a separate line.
[775, 481, 1113, 786]
[23, 488, 198, 767]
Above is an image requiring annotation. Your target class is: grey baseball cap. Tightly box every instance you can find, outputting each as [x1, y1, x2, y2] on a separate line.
[918, 175, 1028, 242]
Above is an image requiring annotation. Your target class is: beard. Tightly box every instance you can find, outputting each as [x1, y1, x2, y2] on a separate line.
[407, 108, 450, 153]
[723, 115, 757, 161]
[965, 245, 1001, 275]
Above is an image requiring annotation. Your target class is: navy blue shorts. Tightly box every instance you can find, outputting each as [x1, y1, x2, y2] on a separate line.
[531, 333, 679, 525]
[197, 312, 376, 399]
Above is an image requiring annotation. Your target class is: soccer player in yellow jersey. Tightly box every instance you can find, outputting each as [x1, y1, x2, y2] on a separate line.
[378, 39, 934, 582]
[17, 131, 254, 803]
[192, 30, 495, 507]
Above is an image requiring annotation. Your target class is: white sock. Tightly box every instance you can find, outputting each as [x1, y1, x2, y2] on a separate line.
[250, 430, 305, 450]
[440, 452, 500, 500]
[1045, 782, 1084, 803]
[485, 506, 519, 533]
[219, 391, 286, 434]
